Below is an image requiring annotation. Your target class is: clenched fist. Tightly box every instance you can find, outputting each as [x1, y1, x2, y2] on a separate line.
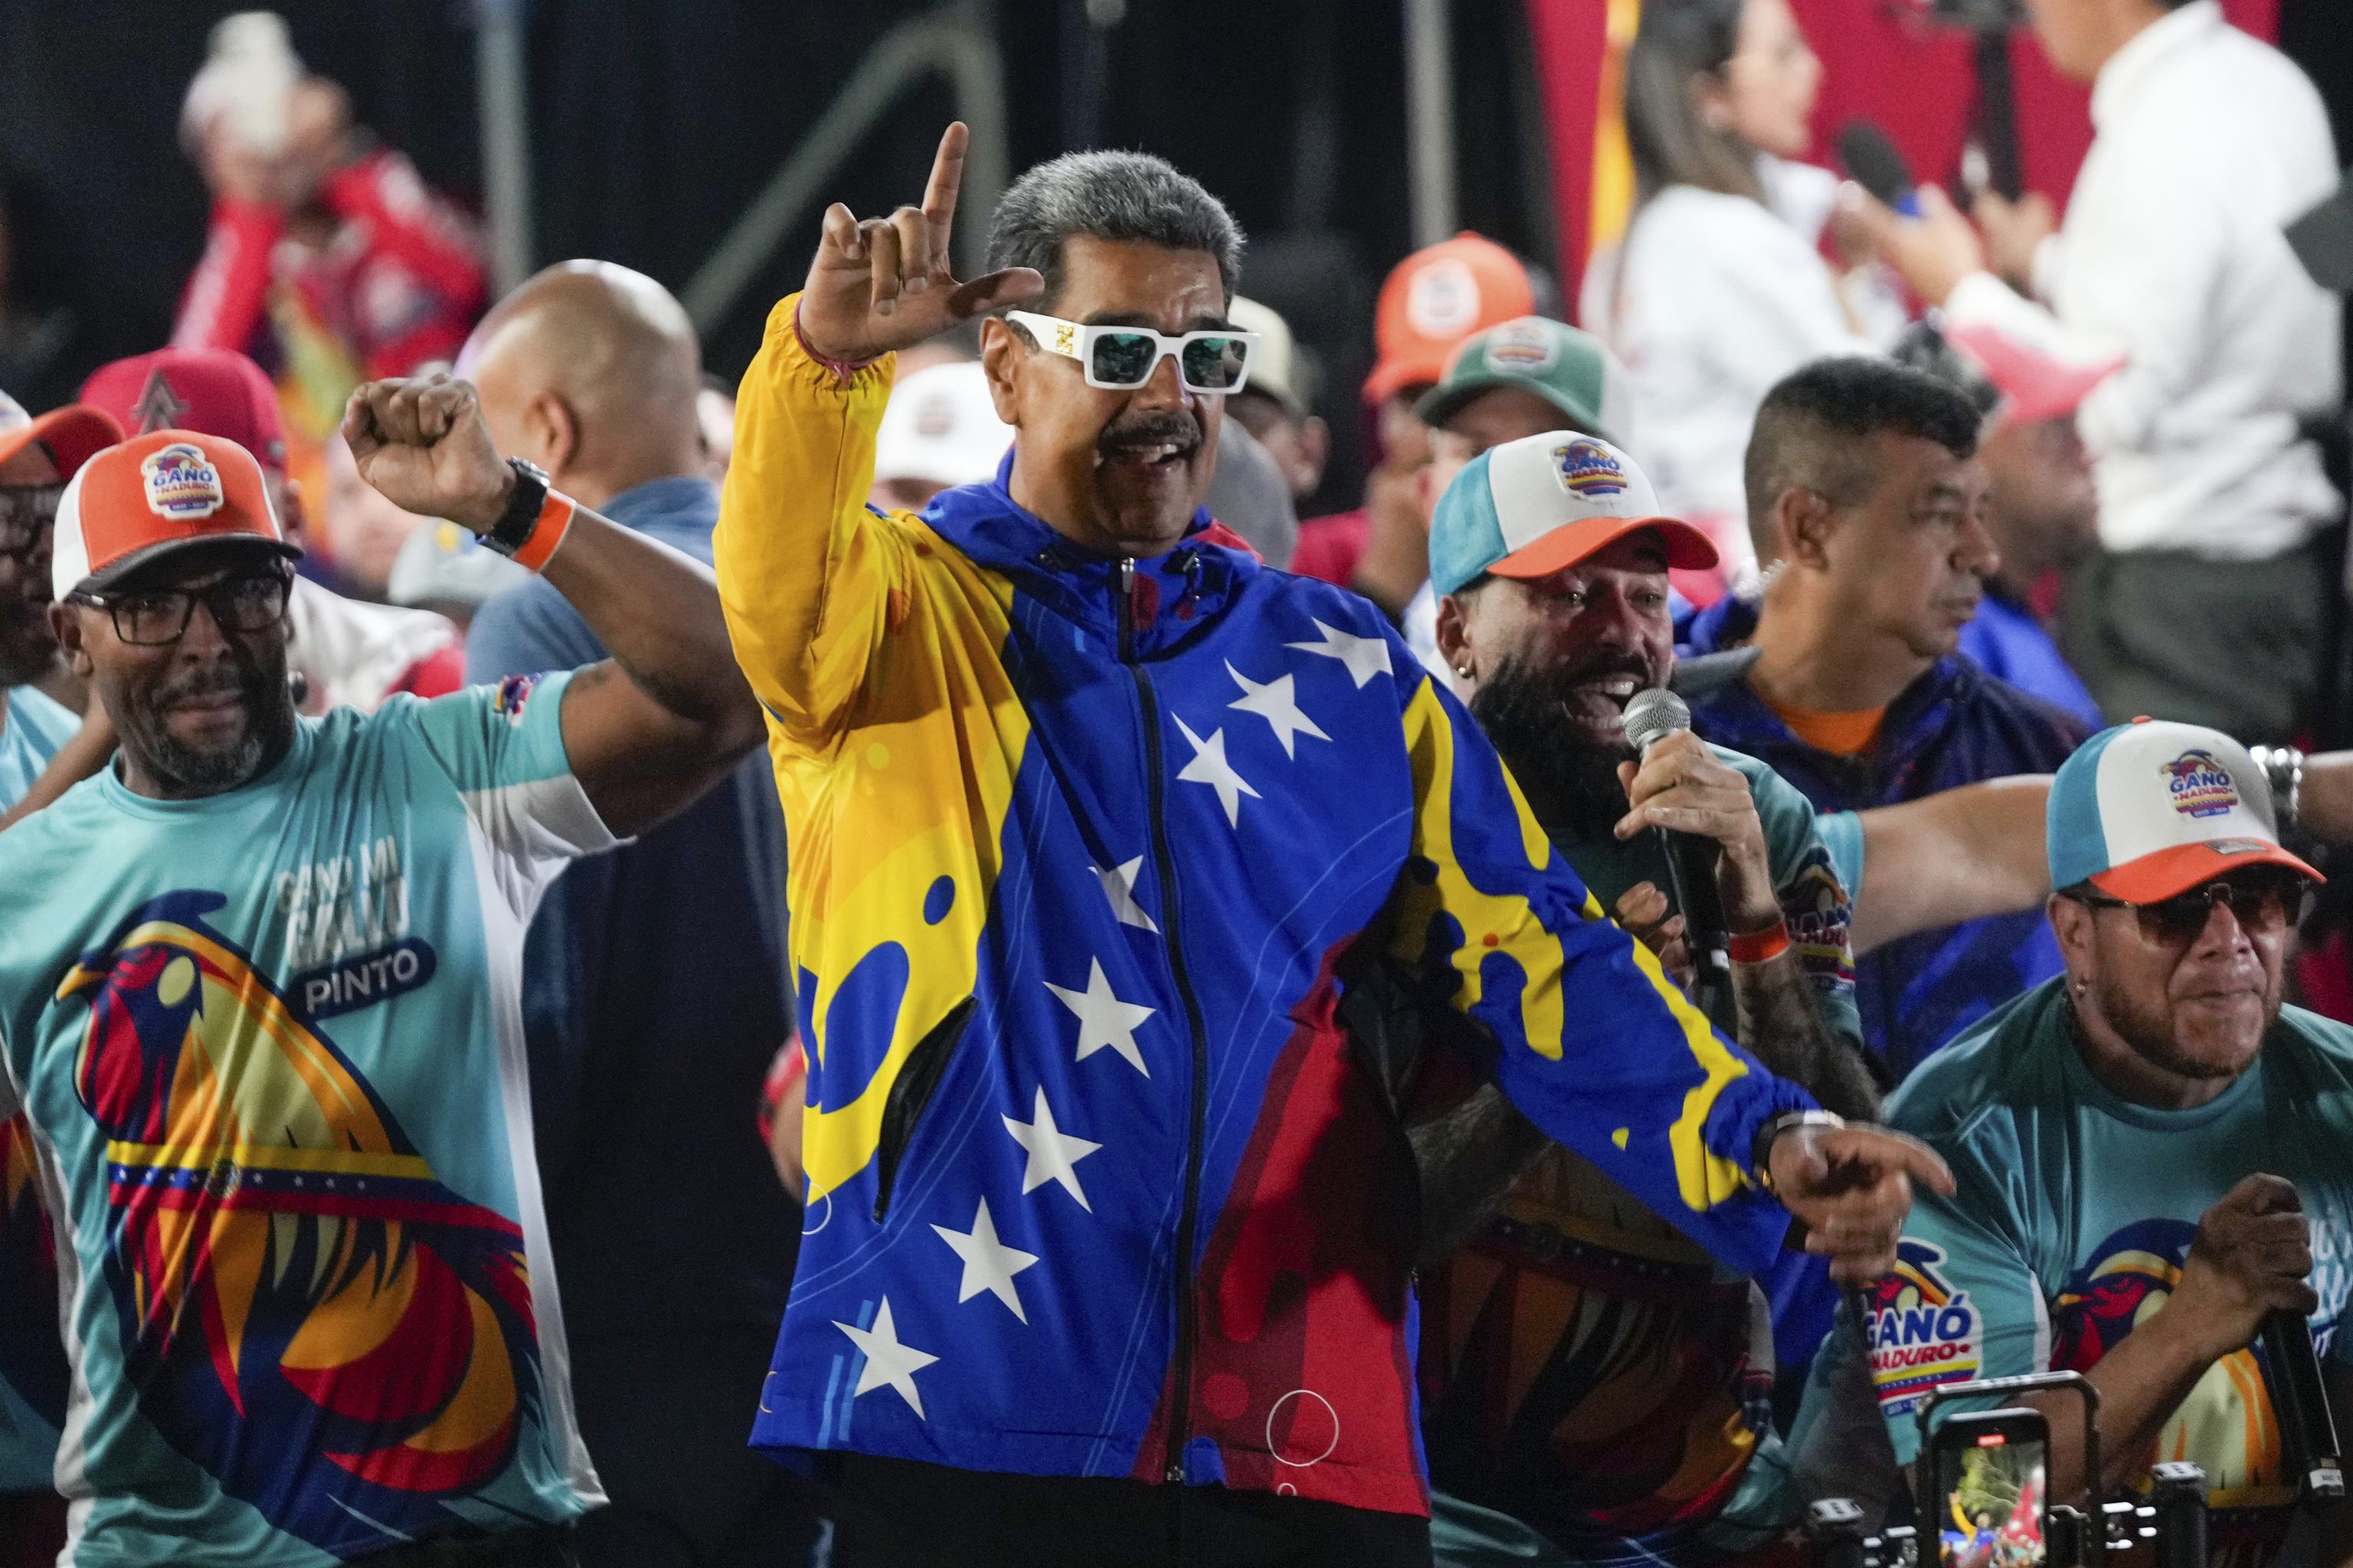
[340, 374, 512, 535]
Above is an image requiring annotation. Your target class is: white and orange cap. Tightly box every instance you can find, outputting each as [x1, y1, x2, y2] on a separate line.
[0, 391, 122, 479]
[1428, 430, 1716, 597]
[52, 427, 299, 601]
[2047, 717, 2322, 902]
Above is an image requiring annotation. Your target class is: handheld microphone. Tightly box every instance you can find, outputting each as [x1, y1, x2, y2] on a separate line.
[2259, 1311, 2345, 1502]
[1838, 119, 1923, 219]
[1621, 687, 1734, 1030]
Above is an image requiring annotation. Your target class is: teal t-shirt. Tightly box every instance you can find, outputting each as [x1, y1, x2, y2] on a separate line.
[1539, 742, 1862, 1046]
[2, 683, 80, 1494]
[1814, 810, 1864, 917]
[0, 684, 76, 805]
[1819, 978, 2353, 1524]
[0, 673, 617, 1565]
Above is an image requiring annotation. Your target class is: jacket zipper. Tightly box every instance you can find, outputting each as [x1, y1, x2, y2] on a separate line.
[1119, 556, 1213, 1485]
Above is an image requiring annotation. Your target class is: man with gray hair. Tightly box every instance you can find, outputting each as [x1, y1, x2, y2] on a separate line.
[715, 125, 1946, 1566]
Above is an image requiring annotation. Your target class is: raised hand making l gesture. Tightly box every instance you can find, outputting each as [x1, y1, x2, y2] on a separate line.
[797, 122, 1043, 365]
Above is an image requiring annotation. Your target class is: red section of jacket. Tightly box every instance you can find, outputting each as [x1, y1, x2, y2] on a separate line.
[1127, 941, 1430, 1516]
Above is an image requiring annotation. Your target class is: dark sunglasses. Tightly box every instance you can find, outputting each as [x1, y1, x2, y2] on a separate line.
[0, 485, 64, 559]
[2069, 872, 2309, 945]
[70, 568, 294, 647]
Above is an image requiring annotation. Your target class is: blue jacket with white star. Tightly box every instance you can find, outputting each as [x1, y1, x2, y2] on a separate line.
[713, 295, 1817, 1517]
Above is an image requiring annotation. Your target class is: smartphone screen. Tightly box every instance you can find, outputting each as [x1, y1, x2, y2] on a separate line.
[1933, 1414, 2049, 1567]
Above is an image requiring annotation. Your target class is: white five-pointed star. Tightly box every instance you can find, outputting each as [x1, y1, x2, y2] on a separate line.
[1226, 661, 1330, 758]
[832, 1298, 939, 1418]
[931, 1196, 1041, 1322]
[1045, 958, 1156, 1076]
[1286, 618, 1394, 688]
[1003, 1087, 1104, 1210]
[1173, 715, 1261, 827]
[1089, 856, 1158, 932]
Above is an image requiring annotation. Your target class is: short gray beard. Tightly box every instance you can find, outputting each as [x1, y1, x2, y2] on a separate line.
[148, 721, 274, 794]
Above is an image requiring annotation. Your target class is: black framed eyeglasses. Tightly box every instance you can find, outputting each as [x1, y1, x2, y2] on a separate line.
[70, 567, 294, 647]
[0, 485, 64, 561]
[2067, 872, 2309, 945]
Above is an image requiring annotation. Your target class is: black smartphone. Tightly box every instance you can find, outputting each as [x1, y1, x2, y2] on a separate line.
[1928, 1406, 2050, 1567]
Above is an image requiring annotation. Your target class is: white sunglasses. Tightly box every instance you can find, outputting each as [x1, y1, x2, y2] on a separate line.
[1005, 310, 1259, 394]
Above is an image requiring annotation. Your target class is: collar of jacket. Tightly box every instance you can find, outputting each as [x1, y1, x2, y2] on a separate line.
[600, 473, 721, 541]
[1687, 651, 1980, 800]
[921, 450, 1258, 656]
[1677, 591, 1756, 657]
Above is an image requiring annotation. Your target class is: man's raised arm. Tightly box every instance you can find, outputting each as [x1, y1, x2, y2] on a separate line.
[712, 122, 1041, 751]
[342, 375, 764, 837]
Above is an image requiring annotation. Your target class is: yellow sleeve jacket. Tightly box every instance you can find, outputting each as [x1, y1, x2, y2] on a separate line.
[715, 294, 1815, 1514]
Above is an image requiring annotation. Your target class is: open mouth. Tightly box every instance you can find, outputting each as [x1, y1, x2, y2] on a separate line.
[1101, 440, 1196, 475]
[1576, 675, 1643, 702]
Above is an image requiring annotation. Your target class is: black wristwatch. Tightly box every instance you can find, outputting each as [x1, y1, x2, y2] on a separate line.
[1752, 1108, 1845, 1193]
[483, 457, 551, 559]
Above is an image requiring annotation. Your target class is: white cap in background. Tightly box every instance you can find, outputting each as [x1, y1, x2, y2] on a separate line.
[1227, 297, 1312, 420]
[181, 12, 302, 159]
[874, 362, 1014, 489]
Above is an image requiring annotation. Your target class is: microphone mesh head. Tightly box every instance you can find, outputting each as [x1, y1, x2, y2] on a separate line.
[1620, 686, 1691, 755]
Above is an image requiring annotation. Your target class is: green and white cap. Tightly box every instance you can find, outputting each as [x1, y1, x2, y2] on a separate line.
[1429, 430, 1716, 598]
[1414, 316, 1632, 442]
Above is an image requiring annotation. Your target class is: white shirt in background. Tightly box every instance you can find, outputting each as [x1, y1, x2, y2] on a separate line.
[1942, 1, 2342, 561]
[284, 576, 459, 715]
[1582, 157, 1900, 585]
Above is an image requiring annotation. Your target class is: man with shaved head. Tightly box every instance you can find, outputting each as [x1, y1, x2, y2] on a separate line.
[463, 262, 812, 1568]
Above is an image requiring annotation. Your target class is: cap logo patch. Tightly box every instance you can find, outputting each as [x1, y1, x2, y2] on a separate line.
[2159, 750, 2238, 819]
[1405, 259, 1480, 339]
[1553, 438, 1627, 499]
[1483, 320, 1559, 375]
[914, 394, 955, 438]
[2205, 838, 2267, 856]
[131, 366, 189, 434]
[140, 442, 226, 521]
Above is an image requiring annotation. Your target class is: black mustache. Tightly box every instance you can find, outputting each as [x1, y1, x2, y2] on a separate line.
[1098, 411, 1202, 453]
[153, 670, 260, 709]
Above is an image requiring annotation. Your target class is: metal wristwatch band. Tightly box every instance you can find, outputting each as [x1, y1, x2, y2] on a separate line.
[1752, 1108, 1845, 1193]
[484, 457, 551, 559]
[2251, 745, 2306, 839]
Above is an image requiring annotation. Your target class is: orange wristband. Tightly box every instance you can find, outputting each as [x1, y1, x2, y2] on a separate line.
[1726, 921, 1790, 964]
[510, 489, 576, 573]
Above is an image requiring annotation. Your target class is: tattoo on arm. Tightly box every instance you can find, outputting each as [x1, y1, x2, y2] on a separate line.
[1732, 951, 1879, 1121]
[1408, 1085, 1553, 1269]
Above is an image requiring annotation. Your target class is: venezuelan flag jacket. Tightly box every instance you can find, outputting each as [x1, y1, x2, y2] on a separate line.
[714, 295, 1817, 1517]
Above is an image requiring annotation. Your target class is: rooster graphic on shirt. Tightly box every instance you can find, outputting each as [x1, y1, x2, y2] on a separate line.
[58, 890, 538, 1548]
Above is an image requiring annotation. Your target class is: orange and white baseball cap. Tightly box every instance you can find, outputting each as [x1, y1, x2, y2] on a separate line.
[1363, 233, 1535, 406]
[52, 428, 299, 601]
[2048, 718, 2321, 903]
[0, 391, 122, 480]
[1429, 430, 1715, 597]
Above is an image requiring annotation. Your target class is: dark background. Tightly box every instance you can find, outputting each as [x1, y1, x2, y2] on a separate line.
[1, 0, 2345, 515]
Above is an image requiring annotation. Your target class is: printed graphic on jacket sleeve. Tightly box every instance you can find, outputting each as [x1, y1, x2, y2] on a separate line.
[59, 890, 538, 1551]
